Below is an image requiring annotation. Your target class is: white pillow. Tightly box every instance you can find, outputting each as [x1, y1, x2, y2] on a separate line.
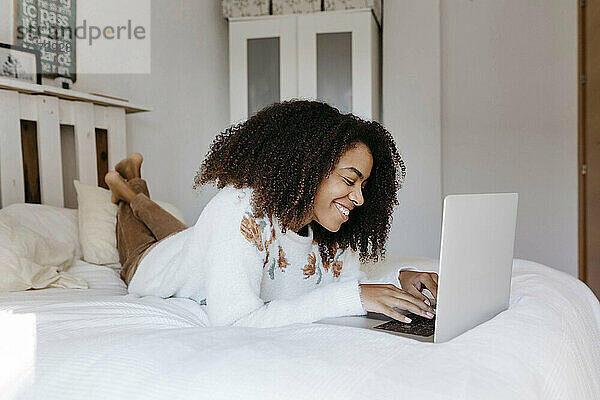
[0, 203, 81, 259]
[74, 180, 186, 265]
[0, 213, 87, 292]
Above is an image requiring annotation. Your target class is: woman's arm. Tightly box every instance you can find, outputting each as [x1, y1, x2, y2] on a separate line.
[340, 250, 436, 322]
[363, 265, 438, 308]
[204, 239, 365, 328]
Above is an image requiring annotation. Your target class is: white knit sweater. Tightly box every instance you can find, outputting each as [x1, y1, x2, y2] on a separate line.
[128, 186, 406, 328]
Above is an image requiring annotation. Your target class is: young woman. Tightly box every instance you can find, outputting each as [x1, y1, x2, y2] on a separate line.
[106, 100, 438, 328]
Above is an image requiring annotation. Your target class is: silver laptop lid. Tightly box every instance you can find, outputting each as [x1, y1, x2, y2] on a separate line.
[434, 193, 518, 343]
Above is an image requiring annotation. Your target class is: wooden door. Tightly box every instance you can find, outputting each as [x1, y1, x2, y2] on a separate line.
[580, 0, 600, 298]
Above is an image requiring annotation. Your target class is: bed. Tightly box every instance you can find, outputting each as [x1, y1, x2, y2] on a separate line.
[1, 203, 600, 400]
[3, 65, 599, 399]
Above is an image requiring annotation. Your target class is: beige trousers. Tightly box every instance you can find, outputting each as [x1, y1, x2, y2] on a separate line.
[116, 178, 187, 285]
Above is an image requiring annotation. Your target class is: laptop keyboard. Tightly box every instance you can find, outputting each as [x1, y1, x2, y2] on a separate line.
[373, 313, 435, 337]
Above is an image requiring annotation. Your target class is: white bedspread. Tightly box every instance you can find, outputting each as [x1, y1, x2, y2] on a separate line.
[1, 258, 599, 400]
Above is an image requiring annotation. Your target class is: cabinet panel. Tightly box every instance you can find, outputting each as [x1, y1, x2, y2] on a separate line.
[298, 10, 379, 120]
[248, 37, 280, 117]
[317, 32, 352, 113]
[229, 17, 297, 124]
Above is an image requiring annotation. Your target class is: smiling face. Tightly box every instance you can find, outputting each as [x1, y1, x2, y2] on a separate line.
[303, 142, 373, 233]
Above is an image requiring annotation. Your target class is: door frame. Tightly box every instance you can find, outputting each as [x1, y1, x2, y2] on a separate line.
[578, 0, 586, 282]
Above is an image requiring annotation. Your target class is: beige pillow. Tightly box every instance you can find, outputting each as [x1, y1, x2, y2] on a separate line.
[74, 180, 186, 265]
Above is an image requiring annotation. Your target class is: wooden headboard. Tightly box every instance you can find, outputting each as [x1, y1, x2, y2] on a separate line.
[0, 77, 150, 208]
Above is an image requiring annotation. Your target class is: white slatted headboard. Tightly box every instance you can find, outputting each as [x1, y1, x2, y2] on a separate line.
[0, 80, 150, 208]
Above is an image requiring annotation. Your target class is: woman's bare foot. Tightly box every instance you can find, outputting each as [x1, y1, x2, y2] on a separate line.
[115, 153, 143, 181]
[105, 171, 138, 204]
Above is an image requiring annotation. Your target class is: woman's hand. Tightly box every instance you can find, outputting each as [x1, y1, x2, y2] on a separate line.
[398, 270, 438, 306]
[359, 284, 436, 323]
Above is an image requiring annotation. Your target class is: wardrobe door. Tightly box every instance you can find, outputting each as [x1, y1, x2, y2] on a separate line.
[229, 16, 297, 124]
[297, 9, 380, 121]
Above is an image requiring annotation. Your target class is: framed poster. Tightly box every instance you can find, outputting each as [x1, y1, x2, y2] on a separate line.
[0, 43, 42, 84]
[15, 0, 76, 82]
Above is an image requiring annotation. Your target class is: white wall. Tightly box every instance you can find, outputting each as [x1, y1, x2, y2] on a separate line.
[440, 0, 578, 275]
[72, 0, 229, 225]
[382, 0, 442, 259]
[0, 0, 14, 44]
[0, 0, 228, 224]
[2, 0, 579, 275]
[383, 0, 578, 276]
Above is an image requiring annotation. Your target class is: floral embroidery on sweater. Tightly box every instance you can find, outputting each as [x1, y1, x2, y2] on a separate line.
[332, 260, 343, 278]
[322, 245, 344, 278]
[303, 252, 316, 278]
[277, 246, 289, 271]
[303, 252, 323, 284]
[241, 213, 265, 251]
[268, 215, 277, 241]
[267, 257, 277, 279]
[262, 248, 270, 269]
[261, 215, 280, 271]
[241, 214, 341, 285]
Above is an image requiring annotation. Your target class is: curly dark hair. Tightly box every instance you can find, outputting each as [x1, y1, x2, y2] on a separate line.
[194, 100, 406, 264]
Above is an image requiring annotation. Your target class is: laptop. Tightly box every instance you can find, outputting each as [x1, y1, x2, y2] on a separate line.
[318, 193, 518, 343]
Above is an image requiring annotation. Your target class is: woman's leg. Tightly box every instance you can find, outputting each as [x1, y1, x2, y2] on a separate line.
[113, 177, 155, 285]
[107, 155, 187, 285]
[127, 178, 187, 240]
